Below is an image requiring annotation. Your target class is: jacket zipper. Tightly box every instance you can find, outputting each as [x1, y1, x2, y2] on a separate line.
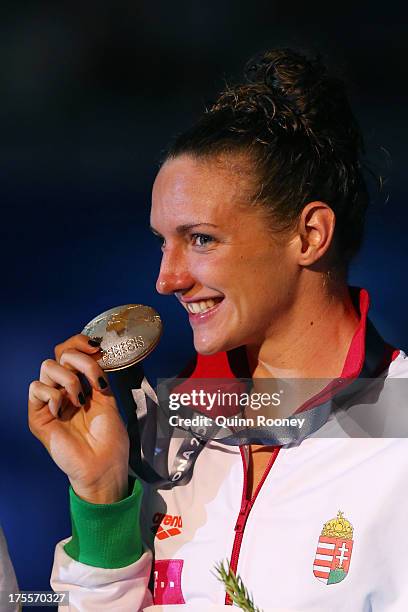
[225, 445, 281, 605]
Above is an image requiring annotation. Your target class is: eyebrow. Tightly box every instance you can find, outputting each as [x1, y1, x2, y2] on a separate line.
[149, 222, 218, 236]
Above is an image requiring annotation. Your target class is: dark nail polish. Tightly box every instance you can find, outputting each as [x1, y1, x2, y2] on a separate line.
[88, 339, 100, 347]
[98, 377, 108, 389]
[78, 391, 86, 405]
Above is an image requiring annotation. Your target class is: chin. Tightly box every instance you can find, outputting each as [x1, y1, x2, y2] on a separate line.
[193, 341, 220, 356]
[193, 333, 241, 356]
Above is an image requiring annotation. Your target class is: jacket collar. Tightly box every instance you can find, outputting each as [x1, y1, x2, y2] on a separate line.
[182, 287, 397, 383]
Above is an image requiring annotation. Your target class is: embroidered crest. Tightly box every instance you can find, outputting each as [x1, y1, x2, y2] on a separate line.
[313, 510, 353, 584]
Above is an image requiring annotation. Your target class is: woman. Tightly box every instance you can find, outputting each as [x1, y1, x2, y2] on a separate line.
[28, 49, 408, 610]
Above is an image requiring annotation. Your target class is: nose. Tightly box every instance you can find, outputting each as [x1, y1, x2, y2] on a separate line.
[155, 248, 195, 295]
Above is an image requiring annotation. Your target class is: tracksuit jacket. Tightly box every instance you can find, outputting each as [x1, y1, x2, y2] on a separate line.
[51, 289, 408, 611]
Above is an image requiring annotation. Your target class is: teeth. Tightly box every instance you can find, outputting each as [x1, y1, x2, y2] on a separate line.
[185, 299, 218, 314]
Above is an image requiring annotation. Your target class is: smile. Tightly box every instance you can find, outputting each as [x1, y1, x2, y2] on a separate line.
[182, 298, 224, 315]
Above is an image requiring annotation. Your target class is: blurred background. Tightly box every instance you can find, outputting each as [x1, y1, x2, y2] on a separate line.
[1, 0, 407, 605]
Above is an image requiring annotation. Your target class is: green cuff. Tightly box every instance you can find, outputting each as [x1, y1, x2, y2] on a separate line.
[64, 478, 143, 569]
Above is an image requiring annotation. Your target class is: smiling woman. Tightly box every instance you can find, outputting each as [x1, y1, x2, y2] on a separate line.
[145, 50, 371, 380]
[150, 153, 303, 357]
[29, 48, 408, 611]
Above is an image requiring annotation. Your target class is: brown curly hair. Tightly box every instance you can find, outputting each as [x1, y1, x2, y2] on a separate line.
[165, 48, 369, 271]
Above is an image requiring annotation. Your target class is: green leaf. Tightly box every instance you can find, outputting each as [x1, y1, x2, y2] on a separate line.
[213, 560, 263, 612]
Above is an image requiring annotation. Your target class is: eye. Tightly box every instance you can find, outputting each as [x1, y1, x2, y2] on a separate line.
[191, 233, 214, 248]
[153, 234, 166, 249]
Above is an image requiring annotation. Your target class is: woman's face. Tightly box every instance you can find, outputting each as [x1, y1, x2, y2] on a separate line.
[150, 154, 298, 355]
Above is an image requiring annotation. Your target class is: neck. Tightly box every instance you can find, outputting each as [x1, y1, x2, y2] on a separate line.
[246, 281, 360, 380]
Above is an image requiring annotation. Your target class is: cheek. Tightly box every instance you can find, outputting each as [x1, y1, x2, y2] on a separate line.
[232, 254, 276, 289]
[233, 253, 292, 305]
[190, 254, 234, 285]
[190, 245, 290, 296]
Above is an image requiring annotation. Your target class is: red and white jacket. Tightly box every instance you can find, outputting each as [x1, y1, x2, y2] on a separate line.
[51, 289, 408, 611]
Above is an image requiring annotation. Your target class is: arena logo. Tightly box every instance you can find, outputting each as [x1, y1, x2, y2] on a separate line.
[152, 512, 183, 540]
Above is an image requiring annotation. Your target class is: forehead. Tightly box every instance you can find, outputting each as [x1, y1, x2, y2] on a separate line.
[150, 154, 257, 228]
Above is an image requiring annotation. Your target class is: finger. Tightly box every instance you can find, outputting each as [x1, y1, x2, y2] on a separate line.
[39, 359, 85, 408]
[29, 380, 63, 419]
[55, 333, 101, 362]
[59, 349, 110, 394]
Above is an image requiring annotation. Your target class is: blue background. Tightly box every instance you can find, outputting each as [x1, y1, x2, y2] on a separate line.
[0, 0, 407, 604]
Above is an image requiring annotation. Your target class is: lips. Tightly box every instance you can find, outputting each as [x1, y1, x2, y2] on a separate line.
[182, 298, 223, 314]
[180, 296, 224, 321]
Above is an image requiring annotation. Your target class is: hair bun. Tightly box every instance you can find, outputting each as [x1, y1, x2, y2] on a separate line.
[241, 48, 360, 156]
[244, 49, 327, 118]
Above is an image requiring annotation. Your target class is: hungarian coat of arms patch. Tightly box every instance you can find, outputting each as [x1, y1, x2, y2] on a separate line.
[313, 510, 353, 584]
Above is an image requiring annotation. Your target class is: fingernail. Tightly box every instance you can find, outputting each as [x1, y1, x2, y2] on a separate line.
[78, 391, 86, 405]
[88, 339, 100, 347]
[98, 377, 108, 390]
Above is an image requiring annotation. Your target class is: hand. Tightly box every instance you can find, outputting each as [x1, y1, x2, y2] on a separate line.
[28, 334, 130, 503]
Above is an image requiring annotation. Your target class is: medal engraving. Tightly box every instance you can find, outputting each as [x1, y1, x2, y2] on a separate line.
[82, 304, 162, 371]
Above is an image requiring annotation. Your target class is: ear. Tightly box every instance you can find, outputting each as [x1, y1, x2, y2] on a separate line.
[295, 201, 336, 266]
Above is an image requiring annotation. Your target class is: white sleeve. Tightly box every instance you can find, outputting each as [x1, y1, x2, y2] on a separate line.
[49, 476, 153, 611]
[51, 540, 153, 611]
